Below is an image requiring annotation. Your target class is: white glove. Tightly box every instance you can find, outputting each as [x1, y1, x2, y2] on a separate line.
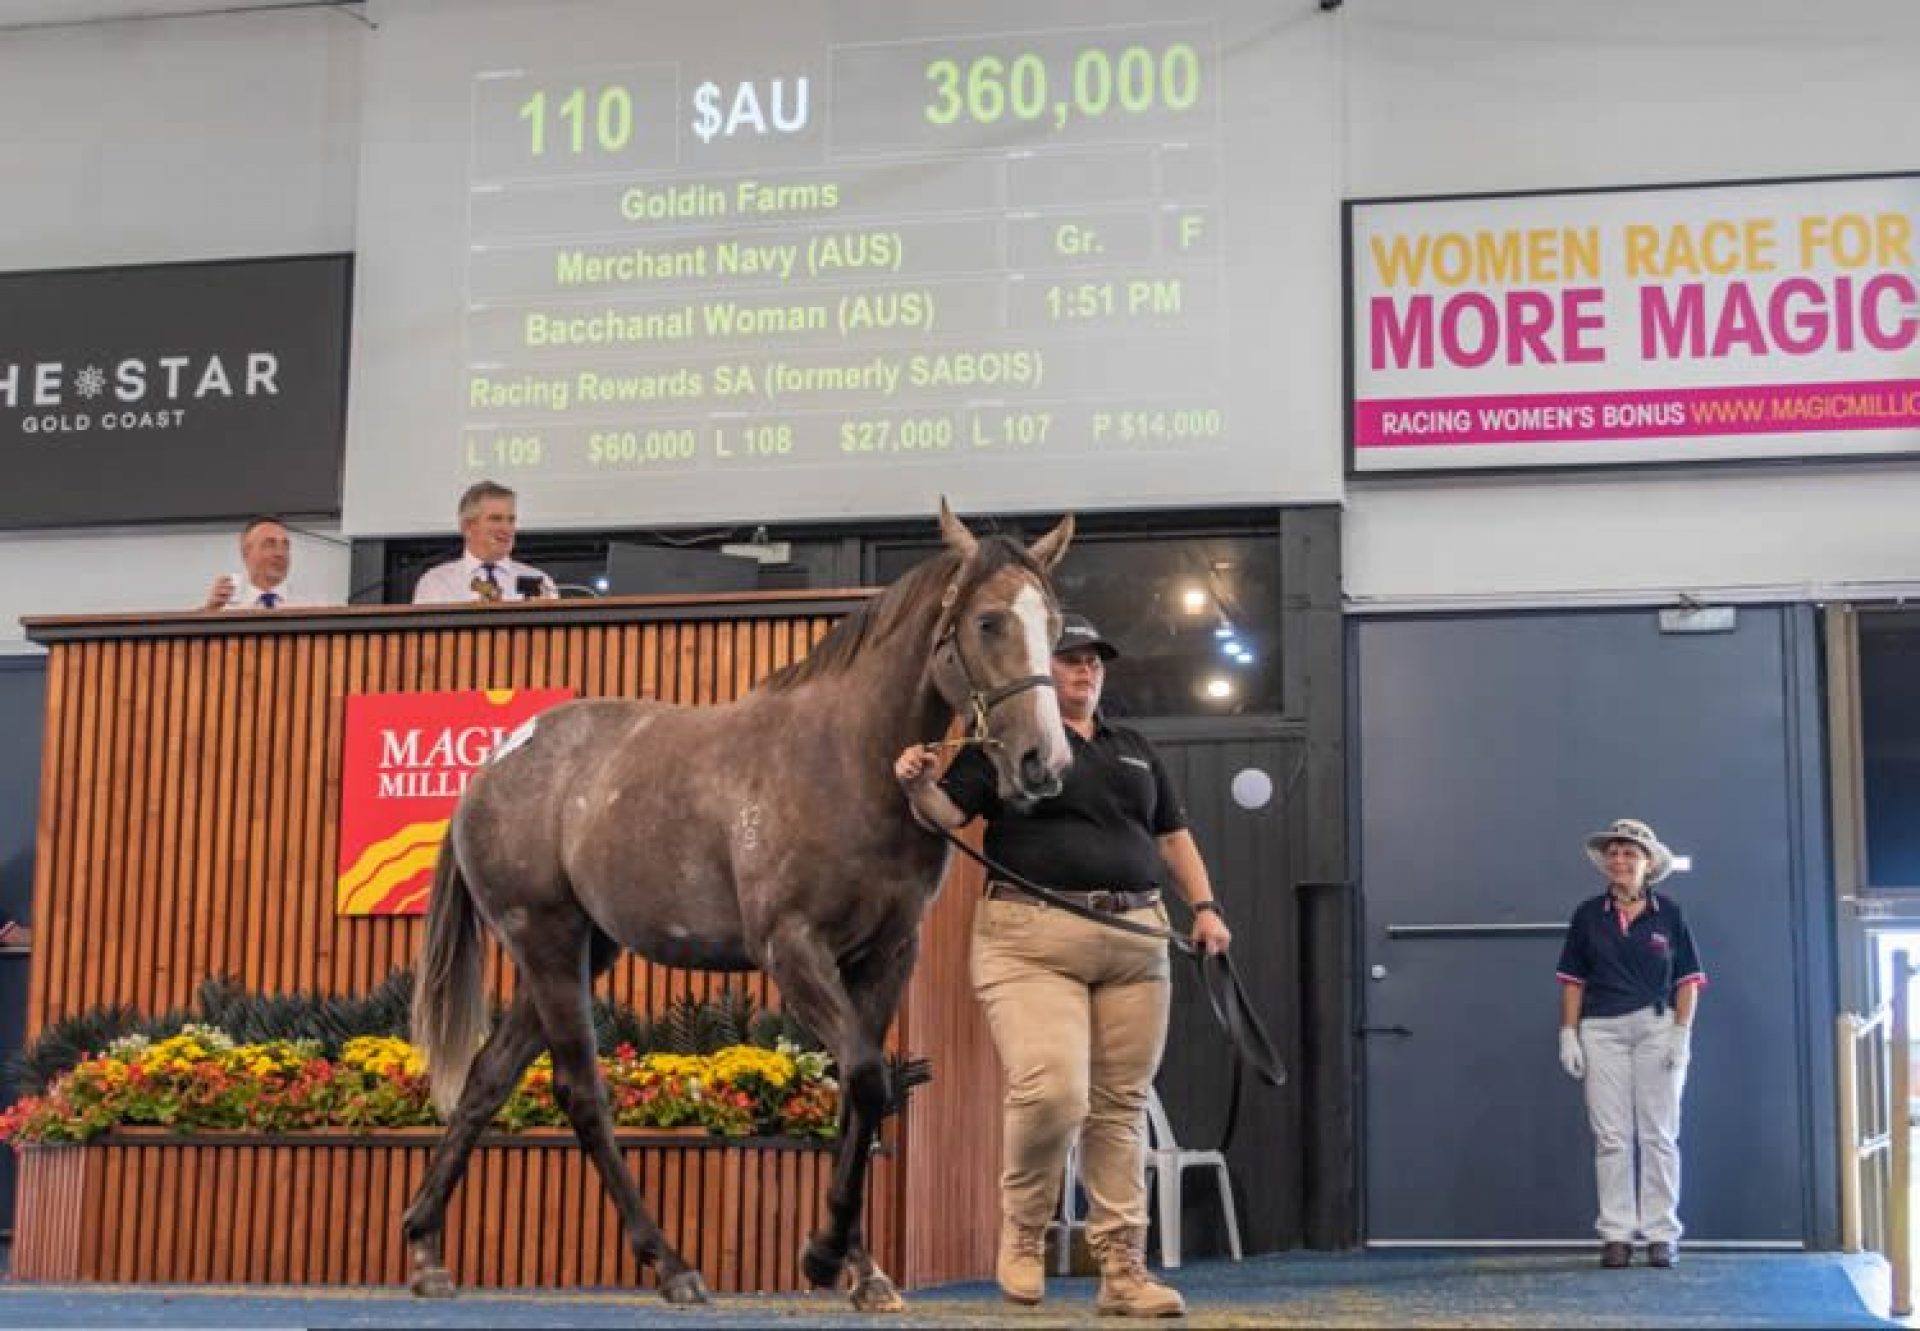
[1665, 1023, 1692, 1071]
[1558, 1027, 1585, 1080]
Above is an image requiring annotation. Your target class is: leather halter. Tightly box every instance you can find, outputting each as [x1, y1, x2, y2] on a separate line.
[933, 580, 1055, 751]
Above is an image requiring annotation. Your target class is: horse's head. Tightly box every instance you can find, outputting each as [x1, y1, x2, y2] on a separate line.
[931, 500, 1075, 805]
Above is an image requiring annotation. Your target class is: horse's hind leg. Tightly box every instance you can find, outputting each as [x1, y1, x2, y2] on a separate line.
[402, 994, 545, 1296]
[516, 935, 709, 1305]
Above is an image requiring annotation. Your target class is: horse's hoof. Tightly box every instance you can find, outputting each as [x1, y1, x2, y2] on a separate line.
[849, 1272, 905, 1313]
[659, 1270, 711, 1305]
[409, 1267, 456, 1299]
[802, 1238, 846, 1288]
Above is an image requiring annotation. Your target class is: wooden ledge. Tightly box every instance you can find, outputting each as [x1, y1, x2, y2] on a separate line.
[23, 588, 876, 645]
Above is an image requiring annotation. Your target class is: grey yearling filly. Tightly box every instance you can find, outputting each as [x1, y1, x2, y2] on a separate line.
[403, 503, 1074, 1310]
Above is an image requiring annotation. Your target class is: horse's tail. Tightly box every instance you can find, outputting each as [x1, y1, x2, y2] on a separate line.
[412, 839, 490, 1116]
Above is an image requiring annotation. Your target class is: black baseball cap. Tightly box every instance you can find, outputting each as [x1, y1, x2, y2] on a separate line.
[1055, 612, 1120, 660]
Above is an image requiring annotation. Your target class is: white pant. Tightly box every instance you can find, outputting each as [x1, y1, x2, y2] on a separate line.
[1580, 1007, 1688, 1243]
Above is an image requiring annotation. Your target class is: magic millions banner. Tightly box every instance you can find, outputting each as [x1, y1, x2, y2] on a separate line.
[0, 254, 350, 526]
[336, 688, 574, 917]
[1347, 173, 1920, 474]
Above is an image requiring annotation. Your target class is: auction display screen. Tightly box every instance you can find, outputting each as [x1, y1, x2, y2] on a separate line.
[343, 0, 1331, 535]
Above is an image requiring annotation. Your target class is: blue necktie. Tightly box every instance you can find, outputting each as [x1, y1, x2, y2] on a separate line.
[257, 591, 280, 608]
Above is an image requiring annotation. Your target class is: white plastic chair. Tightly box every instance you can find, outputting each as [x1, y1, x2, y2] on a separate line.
[1144, 1087, 1242, 1268]
[1054, 1088, 1243, 1271]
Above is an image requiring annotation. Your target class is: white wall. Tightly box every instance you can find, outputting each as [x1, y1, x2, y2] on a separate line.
[0, 6, 362, 650]
[1340, 0, 1920, 606]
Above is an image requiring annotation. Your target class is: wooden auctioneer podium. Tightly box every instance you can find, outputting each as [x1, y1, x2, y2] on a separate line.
[12, 593, 1003, 1291]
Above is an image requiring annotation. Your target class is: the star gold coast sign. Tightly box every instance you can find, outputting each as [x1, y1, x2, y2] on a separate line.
[0, 351, 282, 435]
[0, 254, 349, 527]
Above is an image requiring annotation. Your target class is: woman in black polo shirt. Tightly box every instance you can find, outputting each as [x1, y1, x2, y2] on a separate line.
[894, 613, 1232, 1317]
[1555, 817, 1706, 1271]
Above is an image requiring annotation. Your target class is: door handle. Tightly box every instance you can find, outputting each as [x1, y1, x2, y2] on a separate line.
[1358, 1024, 1412, 1037]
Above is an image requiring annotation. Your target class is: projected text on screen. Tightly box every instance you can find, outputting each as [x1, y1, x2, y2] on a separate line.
[343, 2, 1328, 534]
[464, 27, 1222, 484]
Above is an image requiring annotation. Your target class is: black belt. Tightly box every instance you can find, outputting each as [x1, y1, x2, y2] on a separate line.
[986, 880, 1160, 913]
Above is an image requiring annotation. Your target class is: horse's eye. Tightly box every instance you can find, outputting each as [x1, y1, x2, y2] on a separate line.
[976, 613, 1003, 636]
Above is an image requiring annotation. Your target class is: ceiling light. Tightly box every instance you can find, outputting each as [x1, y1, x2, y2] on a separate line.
[1181, 587, 1208, 614]
[1204, 676, 1233, 700]
[1213, 625, 1235, 639]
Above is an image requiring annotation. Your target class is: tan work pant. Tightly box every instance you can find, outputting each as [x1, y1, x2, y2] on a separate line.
[971, 894, 1171, 1247]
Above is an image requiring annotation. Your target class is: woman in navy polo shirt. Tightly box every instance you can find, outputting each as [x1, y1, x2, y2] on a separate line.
[1555, 818, 1706, 1271]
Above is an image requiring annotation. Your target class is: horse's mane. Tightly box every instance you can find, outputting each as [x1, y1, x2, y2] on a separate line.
[759, 536, 1044, 694]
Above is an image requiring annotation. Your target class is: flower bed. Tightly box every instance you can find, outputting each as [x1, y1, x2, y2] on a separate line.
[0, 1024, 839, 1146]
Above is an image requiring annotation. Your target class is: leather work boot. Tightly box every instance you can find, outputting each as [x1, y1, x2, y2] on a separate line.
[1601, 1241, 1632, 1268]
[1647, 1241, 1678, 1268]
[1094, 1227, 1186, 1318]
[996, 1220, 1048, 1305]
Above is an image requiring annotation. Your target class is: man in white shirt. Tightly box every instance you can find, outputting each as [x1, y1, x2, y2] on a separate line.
[199, 515, 313, 610]
[410, 479, 558, 605]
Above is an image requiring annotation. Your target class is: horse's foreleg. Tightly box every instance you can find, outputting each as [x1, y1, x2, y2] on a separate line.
[401, 995, 546, 1297]
[766, 925, 915, 1310]
[518, 960, 709, 1306]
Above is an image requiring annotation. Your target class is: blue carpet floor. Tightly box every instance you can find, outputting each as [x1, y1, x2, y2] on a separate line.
[0, 1250, 1897, 1327]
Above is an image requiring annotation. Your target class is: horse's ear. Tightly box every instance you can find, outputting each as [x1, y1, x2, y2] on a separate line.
[1027, 513, 1075, 572]
[938, 496, 978, 558]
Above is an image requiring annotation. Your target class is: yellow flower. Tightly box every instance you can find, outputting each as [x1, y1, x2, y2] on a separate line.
[341, 1036, 426, 1078]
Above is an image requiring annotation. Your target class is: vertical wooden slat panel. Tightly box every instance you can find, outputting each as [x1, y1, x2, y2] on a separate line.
[151, 642, 185, 1008]
[77, 643, 113, 1014]
[201, 639, 237, 1001]
[99, 644, 132, 1014]
[249, 639, 283, 992]
[350, 1142, 376, 1284]
[120, 643, 153, 1013]
[501, 1144, 525, 1288]
[171, 639, 208, 1014]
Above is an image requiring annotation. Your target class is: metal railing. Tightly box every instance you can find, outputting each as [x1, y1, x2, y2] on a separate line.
[1839, 947, 1913, 1316]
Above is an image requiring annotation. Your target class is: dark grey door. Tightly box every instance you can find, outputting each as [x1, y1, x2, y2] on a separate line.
[1139, 722, 1304, 1255]
[1354, 608, 1832, 1244]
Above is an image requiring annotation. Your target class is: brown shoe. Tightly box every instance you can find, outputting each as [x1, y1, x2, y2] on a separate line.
[1601, 1241, 1632, 1268]
[1094, 1227, 1185, 1318]
[996, 1220, 1047, 1305]
[1647, 1242, 1677, 1268]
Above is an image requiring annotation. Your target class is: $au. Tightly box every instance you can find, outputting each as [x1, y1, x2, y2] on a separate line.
[690, 78, 810, 142]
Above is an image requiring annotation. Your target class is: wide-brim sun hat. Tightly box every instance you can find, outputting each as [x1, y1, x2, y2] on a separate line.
[1584, 817, 1675, 884]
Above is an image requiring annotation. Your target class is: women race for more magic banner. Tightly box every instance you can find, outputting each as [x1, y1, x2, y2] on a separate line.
[1347, 174, 1920, 473]
[336, 688, 574, 917]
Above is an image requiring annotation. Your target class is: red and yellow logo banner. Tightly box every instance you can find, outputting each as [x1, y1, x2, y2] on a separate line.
[336, 688, 574, 916]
